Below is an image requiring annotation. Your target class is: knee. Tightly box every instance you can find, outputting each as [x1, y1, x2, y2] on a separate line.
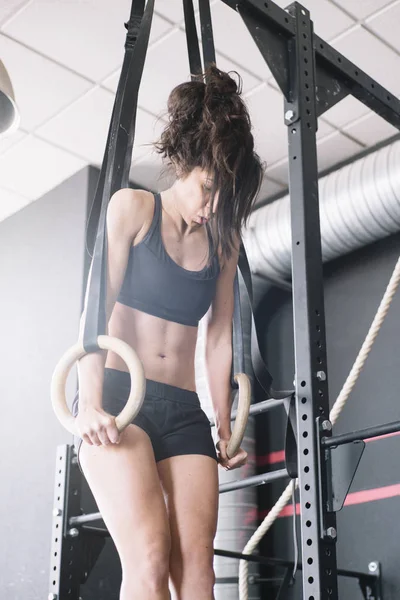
[172, 547, 215, 592]
[123, 535, 171, 593]
[138, 537, 171, 591]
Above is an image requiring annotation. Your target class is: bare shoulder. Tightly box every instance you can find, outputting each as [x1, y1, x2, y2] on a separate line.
[107, 188, 155, 244]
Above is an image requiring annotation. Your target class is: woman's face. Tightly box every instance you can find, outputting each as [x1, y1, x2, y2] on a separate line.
[178, 167, 219, 227]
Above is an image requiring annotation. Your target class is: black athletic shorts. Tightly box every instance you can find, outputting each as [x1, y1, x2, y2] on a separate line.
[72, 368, 217, 470]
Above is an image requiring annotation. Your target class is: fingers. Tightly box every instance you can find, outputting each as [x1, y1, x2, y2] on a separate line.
[217, 441, 248, 471]
[81, 415, 120, 447]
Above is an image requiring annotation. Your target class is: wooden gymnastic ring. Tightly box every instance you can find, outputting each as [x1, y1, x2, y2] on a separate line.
[51, 335, 146, 436]
[226, 373, 252, 459]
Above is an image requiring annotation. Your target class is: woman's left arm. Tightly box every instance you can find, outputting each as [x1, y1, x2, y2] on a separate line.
[205, 243, 248, 470]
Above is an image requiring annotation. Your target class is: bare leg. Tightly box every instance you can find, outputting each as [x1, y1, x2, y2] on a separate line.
[158, 455, 219, 600]
[80, 425, 171, 600]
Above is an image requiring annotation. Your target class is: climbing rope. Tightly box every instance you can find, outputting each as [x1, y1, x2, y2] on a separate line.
[238, 255, 400, 600]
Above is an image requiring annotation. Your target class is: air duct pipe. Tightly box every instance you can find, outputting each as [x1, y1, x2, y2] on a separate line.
[244, 141, 400, 279]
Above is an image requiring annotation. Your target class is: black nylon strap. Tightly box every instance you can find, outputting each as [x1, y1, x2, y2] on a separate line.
[82, 0, 154, 352]
[183, 0, 297, 474]
[183, 0, 203, 77]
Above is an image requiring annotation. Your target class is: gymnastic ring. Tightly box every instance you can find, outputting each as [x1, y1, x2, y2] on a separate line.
[51, 335, 146, 436]
[226, 373, 252, 459]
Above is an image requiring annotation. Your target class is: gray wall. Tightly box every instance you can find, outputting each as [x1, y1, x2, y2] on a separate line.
[254, 233, 400, 599]
[0, 168, 90, 599]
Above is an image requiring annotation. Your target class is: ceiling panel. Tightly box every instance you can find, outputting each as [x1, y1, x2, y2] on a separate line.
[3, 1, 172, 82]
[0, 0, 29, 28]
[0, 33, 92, 131]
[207, 1, 272, 80]
[273, 0, 354, 39]
[103, 29, 191, 117]
[36, 87, 115, 166]
[131, 29, 194, 118]
[332, 25, 400, 95]
[0, 129, 26, 155]
[343, 110, 399, 146]
[331, 0, 394, 20]
[366, 1, 400, 53]
[0, 186, 31, 222]
[322, 94, 370, 129]
[245, 84, 288, 165]
[266, 129, 364, 185]
[317, 131, 363, 172]
[0, 135, 86, 199]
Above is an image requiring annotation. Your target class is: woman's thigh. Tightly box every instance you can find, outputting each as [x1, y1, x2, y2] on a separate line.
[79, 424, 171, 570]
[157, 455, 219, 585]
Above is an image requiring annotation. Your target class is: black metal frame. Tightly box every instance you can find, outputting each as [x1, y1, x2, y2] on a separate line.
[49, 444, 383, 599]
[49, 1, 400, 598]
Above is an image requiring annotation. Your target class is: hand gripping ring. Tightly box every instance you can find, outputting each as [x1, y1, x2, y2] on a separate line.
[51, 335, 146, 436]
[226, 373, 252, 459]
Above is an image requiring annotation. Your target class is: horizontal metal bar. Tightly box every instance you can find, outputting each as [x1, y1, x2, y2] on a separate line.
[214, 549, 379, 581]
[70, 468, 289, 526]
[209, 397, 286, 428]
[322, 420, 400, 448]
[219, 469, 288, 494]
[70, 512, 103, 526]
[79, 529, 378, 585]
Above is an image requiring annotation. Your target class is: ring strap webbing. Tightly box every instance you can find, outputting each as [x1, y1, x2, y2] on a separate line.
[82, 0, 154, 352]
[183, 1, 297, 474]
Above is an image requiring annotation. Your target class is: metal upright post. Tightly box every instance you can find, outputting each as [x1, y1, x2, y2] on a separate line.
[48, 445, 83, 600]
[284, 3, 338, 598]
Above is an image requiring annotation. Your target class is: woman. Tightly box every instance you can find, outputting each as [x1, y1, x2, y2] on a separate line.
[72, 66, 263, 600]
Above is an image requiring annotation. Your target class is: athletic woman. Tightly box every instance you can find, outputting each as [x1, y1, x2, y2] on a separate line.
[72, 66, 263, 600]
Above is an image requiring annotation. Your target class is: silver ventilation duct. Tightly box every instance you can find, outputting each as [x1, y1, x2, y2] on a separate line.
[243, 141, 400, 279]
[196, 287, 260, 600]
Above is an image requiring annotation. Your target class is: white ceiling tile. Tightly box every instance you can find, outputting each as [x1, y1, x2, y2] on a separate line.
[0, 128, 26, 155]
[137, 29, 193, 117]
[331, 0, 394, 20]
[0, 0, 28, 28]
[207, 1, 272, 80]
[366, 1, 400, 53]
[37, 87, 161, 167]
[131, 110, 167, 162]
[0, 186, 31, 222]
[317, 131, 363, 172]
[322, 94, 369, 128]
[332, 25, 400, 94]
[246, 84, 287, 165]
[267, 130, 363, 183]
[3, 1, 172, 82]
[273, 0, 354, 40]
[343, 110, 399, 145]
[37, 87, 115, 166]
[155, 0, 186, 24]
[0, 135, 86, 199]
[0, 34, 92, 131]
[317, 118, 336, 139]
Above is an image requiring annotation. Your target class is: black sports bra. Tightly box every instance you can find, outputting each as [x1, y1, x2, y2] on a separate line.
[117, 193, 220, 327]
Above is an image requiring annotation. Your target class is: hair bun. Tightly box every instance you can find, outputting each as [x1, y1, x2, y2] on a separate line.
[205, 65, 240, 100]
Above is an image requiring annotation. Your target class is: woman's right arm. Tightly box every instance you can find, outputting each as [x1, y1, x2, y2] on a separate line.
[75, 188, 148, 447]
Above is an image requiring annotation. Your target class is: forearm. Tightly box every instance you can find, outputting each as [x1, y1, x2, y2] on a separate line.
[205, 341, 233, 440]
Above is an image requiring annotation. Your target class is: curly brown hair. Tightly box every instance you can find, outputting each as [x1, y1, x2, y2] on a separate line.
[155, 65, 264, 260]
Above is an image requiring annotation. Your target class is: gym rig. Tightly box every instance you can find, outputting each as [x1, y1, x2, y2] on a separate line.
[48, 1, 400, 599]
